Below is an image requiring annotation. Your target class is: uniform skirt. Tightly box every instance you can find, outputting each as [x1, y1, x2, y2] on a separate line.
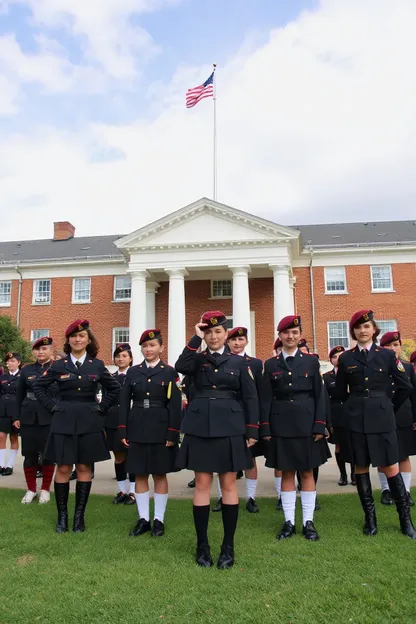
[0, 399, 19, 434]
[397, 426, 416, 462]
[177, 435, 253, 473]
[126, 442, 179, 475]
[343, 430, 399, 468]
[44, 431, 110, 466]
[265, 436, 331, 472]
[105, 427, 126, 454]
[250, 437, 269, 459]
[20, 423, 50, 457]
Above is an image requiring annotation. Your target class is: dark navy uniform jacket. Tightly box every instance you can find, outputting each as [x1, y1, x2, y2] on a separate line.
[260, 350, 327, 438]
[34, 356, 120, 435]
[105, 371, 128, 430]
[335, 344, 412, 434]
[0, 371, 21, 421]
[16, 361, 54, 426]
[175, 336, 259, 439]
[323, 368, 343, 429]
[389, 360, 416, 429]
[242, 354, 263, 396]
[118, 360, 182, 444]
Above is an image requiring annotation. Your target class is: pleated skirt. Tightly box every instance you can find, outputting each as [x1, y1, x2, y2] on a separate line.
[126, 442, 179, 475]
[265, 435, 331, 471]
[20, 423, 50, 457]
[44, 431, 110, 466]
[177, 434, 253, 473]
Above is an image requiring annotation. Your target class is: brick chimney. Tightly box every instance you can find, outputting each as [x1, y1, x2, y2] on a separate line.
[53, 221, 75, 241]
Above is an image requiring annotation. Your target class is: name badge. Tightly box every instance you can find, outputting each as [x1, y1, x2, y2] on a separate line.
[143, 399, 150, 409]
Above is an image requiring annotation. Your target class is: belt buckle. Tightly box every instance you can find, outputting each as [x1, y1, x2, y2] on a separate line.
[143, 399, 150, 409]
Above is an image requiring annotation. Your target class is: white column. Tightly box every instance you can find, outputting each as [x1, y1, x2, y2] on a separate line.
[128, 270, 149, 363]
[230, 265, 251, 355]
[166, 268, 188, 366]
[146, 281, 160, 328]
[270, 264, 294, 331]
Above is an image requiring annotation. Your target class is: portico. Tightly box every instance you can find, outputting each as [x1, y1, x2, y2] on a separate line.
[117, 198, 299, 364]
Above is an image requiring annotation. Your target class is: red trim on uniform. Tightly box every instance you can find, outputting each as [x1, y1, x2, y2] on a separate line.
[247, 424, 259, 428]
[186, 345, 198, 351]
[314, 420, 326, 425]
[259, 422, 269, 425]
[117, 425, 126, 429]
[168, 428, 180, 432]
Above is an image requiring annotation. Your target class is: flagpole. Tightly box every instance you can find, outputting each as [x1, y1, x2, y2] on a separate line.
[213, 63, 217, 201]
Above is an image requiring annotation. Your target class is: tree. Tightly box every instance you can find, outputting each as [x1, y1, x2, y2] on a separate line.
[401, 338, 416, 362]
[0, 315, 33, 366]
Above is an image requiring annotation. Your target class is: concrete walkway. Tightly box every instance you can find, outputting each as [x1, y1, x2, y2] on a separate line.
[1, 451, 415, 498]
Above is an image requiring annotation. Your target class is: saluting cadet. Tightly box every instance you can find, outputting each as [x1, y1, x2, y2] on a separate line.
[15, 337, 55, 504]
[106, 343, 136, 505]
[273, 338, 283, 509]
[0, 352, 22, 476]
[176, 311, 259, 569]
[323, 346, 355, 487]
[335, 310, 415, 538]
[118, 329, 181, 538]
[376, 331, 416, 506]
[260, 315, 330, 542]
[34, 319, 120, 534]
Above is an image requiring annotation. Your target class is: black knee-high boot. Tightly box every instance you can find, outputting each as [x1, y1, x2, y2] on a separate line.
[387, 473, 416, 539]
[355, 473, 377, 536]
[54, 481, 69, 534]
[73, 481, 92, 533]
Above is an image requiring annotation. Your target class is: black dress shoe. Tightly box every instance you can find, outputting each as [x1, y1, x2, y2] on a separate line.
[217, 544, 234, 569]
[315, 498, 321, 511]
[277, 520, 296, 540]
[187, 478, 196, 488]
[212, 497, 222, 512]
[407, 492, 415, 507]
[381, 489, 394, 505]
[36, 469, 43, 479]
[276, 497, 283, 511]
[196, 544, 213, 567]
[236, 471, 244, 480]
[302, 520, 319, 541]
[124, 493, 136, 505]
[246, 497, 259, 513]
[2, 467, 13, 476]
[338, 474, 348, 486]
[129, 518, 151, 537]
[69, 469, 77, 481]
[151, 519, 165, 537]
[350, 474, 356, 486]
[0, 467, 4, 475]
[112, 492, 128, 504]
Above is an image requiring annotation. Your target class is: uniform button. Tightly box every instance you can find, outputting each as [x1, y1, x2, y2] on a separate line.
[289, 383, 292, 386]
[365, 377, 368, 381]
[78, 376, 82, 380]
[146, 392, 150, 396]
[288, 372, 292, 376]
[212, 385, 217, 389]
[214, 369, 218, 372]
[77, 388, 81, 391]
[290, 399, 294, 402]
[148, 379, 151, 382]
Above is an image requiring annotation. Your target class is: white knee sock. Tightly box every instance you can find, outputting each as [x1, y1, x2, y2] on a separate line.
[135, 491, 150, 521]
[301, 490, 316, 525]
[246, 478, 257, 500]
[401, 472, 412, 493]
[275, 476, 282, 498]
[154, 492, 168, 522]
[378, 471, 389, 491]
[0, 449, 5, 467]
[281, 491, 296, 524]
[117, 480, 127, 494]
[7, 449, 18, 468]
[129, 479, 135, 494]
[217, 477, 222, 498]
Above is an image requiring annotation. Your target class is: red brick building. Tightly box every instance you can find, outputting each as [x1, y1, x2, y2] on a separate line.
[1, 198, 415, 365]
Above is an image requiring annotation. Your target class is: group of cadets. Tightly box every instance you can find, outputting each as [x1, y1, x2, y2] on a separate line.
[0, 309, 415, 569]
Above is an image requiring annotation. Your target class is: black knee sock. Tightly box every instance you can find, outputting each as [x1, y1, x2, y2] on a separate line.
[313, 467, 319, 485]
[115, 461, 127, 482]
[129, 473, 136, 483]
[335, 452, 346, 477]
[193, 505, 210, 547]
[221, 503, 239, 549]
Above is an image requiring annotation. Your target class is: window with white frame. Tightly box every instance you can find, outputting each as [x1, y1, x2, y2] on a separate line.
[225, 316, 233, 329]
[72, 278, 91, 303]
[376, 319, 397, 339]
[371, 265, 393, 291]
[327, 321, 349, 351]
[0, 281, 11, 306]
[30, 329, 50, 343]
[112, 328, 130, 353]
[114, 276, 131, 301]
[324, 267, 347, 293]
[33, 279, 51, 304]
[211, 279, 232, 298]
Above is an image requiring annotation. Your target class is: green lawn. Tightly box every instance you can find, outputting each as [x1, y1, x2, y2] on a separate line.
[0, 489, 416, 624]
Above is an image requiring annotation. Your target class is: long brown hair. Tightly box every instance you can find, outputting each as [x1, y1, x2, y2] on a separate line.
[63, 329, 99, 358]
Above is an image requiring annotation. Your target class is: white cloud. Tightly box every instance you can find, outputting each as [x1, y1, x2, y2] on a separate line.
[1, 0, 416, 241]
[0, 74, 19, 114]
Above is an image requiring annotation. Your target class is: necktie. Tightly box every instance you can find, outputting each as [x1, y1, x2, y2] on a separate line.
[75, 361, 82, 369]
[362, 349, 368, 360]
[212, 352, 220, 359]
[286, 356, 294, 369]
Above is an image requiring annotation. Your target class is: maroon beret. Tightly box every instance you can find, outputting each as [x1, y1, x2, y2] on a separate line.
[113, 343, 132, 356]
[329, 345, 345, 360]
[65, 319, 89, 338]
[349, 309, 373, 331]
[380, 331, 401, 347]
[409, 350, 416, 364]
[277, 315, 301, 333]
[5, 351, 21, 362]
[32, 336, 53, 350]
[201, 310, 227, 328]
[298, 338, 308, 348]
[274, 337, 283, 350]
[139, 329, 161, 345]
[228, 326, 247, 339]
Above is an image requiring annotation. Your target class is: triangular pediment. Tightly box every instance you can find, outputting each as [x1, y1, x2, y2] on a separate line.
[117, 198, 299, 250]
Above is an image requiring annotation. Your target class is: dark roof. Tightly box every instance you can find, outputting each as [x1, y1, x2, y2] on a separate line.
[0, 235, 124, 264]
[293, 220, 416, 249]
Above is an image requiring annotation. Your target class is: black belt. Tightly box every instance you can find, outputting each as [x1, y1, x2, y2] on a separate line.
[2, 395, 16, 400]
[60, 397, 98, 403]
[195, 390, 238, 400]
[133, 400, 168, 409]
[349, 391, 386, 398]
[273, 393, 312, 401]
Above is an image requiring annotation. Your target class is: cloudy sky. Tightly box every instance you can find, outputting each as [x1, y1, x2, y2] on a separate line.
[0, 0, 415, 241]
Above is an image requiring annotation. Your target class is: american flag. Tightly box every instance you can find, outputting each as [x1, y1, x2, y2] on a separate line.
[186, 71, 214, 108]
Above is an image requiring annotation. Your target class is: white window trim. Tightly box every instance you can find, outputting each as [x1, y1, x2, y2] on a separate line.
[72, 277, 91, 304]
[327, 321, 350, 353]
[30, 329, 50, 343]
[113, 276, 131, 302]
[324, 267, 348, 295]
[112, 327, 130, 354]
[375, 319, 397, 337]
[0, 280, 12, 307]
[370, 265, 394, 293]
[32, 279, 51, 305]
[210, 279, 233, 299]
